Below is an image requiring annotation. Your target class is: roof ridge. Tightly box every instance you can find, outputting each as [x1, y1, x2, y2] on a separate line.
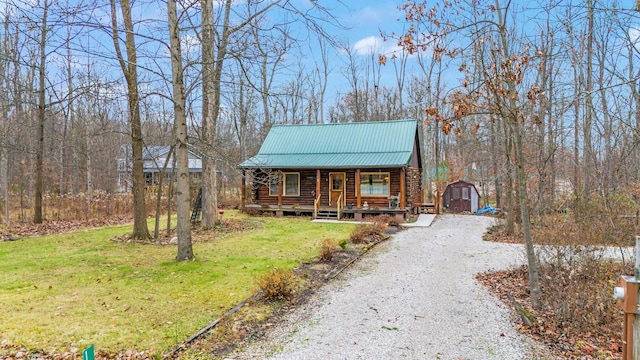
[270, 119, 417, 127]
[262, 151, 411, 155]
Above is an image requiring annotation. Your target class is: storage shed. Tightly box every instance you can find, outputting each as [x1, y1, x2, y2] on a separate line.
[443, 180, 480, 213]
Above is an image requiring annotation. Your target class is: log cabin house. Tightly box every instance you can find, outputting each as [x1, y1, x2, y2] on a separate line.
[239, 119, 423, 220]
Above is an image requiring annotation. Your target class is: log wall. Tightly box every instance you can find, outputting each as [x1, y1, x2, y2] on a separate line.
[251, 167, 422, 209]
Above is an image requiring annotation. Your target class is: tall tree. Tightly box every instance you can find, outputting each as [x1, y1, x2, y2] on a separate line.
[169, 0, 194, 260]
[199, 0, 229, 229]
[33, 0, 50, 224]
[199, 0, 312, 227]
[394, 0, 542, 308]
[110, 0, 150, 239]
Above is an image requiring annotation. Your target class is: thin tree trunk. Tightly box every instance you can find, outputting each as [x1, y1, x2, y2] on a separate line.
[167, 153, 175, 236]
[490, 117, 501, 208]
[110, 0, 150, 240]
[502, 117, 515, 235]
[168, 0, 193, 260]
[583, 0, 595, 197]
[154, 145, 173, 239]
[496, 1, 541, 308]
[1, 18, 9, 225]
[34, 0, 49, 224]
[86, 133, 92, 217]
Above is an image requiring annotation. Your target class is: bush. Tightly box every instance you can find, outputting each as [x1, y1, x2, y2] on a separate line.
[242, 207, 261, 216]
[537, 246, 630, 335]
[256, 268, 297, 302]
[319, 238, 337, 262]
[372, 214, 401, 227]
[350, 223, 386, 244]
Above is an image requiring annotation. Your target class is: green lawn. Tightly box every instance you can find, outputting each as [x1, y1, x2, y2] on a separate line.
[0, 212, 355, 355]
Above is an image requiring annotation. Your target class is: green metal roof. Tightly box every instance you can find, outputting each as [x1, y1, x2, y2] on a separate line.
[239, 119, 420, 169]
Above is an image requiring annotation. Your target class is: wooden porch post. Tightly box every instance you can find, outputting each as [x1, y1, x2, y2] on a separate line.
[355, 169, 361, 208]
[400, 167, 406, 208]
[316, 169, 321, 201]
[241, 169, 246, 208]
[277, 170, 283, 208]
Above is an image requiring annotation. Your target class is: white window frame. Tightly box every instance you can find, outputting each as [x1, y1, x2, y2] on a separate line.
[359, 172, 390, 197]
[269, 172, 300, 196]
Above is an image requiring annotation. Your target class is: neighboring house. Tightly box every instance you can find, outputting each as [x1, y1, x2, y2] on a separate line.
[238, 119, 423, 220]
[442, 180, 480, 213]
[117, 145, 202, 192]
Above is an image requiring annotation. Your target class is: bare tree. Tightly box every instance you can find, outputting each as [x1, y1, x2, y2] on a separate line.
[394, 0, 543, 308]
[110, 0, 150, 239]
[168, 0, 194, 260]
[33, 0, 51, 224]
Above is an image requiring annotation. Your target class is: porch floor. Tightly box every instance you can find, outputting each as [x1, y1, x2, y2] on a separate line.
[243, 204, 409, 219]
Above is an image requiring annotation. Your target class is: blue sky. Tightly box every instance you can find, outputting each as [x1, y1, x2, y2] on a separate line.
[28, 0, 419, 122]
[298, 1, 418, 106]
[334, 1, 406, 55]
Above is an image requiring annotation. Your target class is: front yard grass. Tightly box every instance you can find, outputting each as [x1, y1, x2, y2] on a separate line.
[0, 212, 355, 355]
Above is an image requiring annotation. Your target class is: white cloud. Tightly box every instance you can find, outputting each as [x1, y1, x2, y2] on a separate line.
[629, 27, 640, 52]
[352, 36, 402, 56]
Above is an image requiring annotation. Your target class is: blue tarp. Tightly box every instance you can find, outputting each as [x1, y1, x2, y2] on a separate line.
[476, 205, 498, 215]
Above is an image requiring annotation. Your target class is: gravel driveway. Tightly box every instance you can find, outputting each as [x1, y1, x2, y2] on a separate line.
[229, 214, 551, 360]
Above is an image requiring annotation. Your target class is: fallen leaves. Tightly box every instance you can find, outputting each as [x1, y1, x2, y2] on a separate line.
[477, 265, 624, 359]
[0, 216, 134, 241]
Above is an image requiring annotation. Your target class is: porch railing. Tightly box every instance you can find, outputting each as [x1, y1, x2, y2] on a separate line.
[313, 193, 321, 219]
[336, 193, 343, 219]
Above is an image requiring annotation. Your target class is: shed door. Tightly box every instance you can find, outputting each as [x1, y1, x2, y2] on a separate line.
[450, 185, 471, 213]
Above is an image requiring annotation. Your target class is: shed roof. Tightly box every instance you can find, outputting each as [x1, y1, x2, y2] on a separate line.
[239, 119, 420, 169]
[444, 180, 481, 198]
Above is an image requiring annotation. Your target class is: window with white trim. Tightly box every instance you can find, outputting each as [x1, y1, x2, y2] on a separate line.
[360, 172, 390, 196]
[269, 172, 300, 196]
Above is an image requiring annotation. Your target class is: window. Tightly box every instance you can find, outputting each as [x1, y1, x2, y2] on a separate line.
[145, 172, 153, 185]
[461, 187, 470, 200]
[269, 173, 279, 196]
[360, 172, 390, 196]
[284, 173, 300, 196]
[452, 187, 460, 199]
[269, 172, 300, 196]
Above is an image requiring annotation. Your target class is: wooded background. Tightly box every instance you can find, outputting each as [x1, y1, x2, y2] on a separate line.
[0, 0, 638, 232]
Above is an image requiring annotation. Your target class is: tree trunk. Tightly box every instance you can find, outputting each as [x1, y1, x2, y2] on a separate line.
[512, 117, 542, 309]
[490, 117, 501, 208]
[167, 153, 176, 236]
[168, 0, 193, 260]
[583, 0, 595, 197]
[200, 0, 220, 228]
[154, 146, 173, 239]
[496, 1, 541, 308]
[502, 117, 515, 235]
[34, 0, 49, 224]
[110, 0, 150, 240]
[86, 132, 93, 217]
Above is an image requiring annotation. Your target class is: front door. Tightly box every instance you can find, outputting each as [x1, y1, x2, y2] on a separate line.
[329, 173, 346, 206]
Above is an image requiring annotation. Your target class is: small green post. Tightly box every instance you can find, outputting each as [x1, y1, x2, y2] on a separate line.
[83, 345, 94, 360]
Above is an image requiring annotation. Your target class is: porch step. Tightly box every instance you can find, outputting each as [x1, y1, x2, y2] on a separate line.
[316, 209, 339, 219]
